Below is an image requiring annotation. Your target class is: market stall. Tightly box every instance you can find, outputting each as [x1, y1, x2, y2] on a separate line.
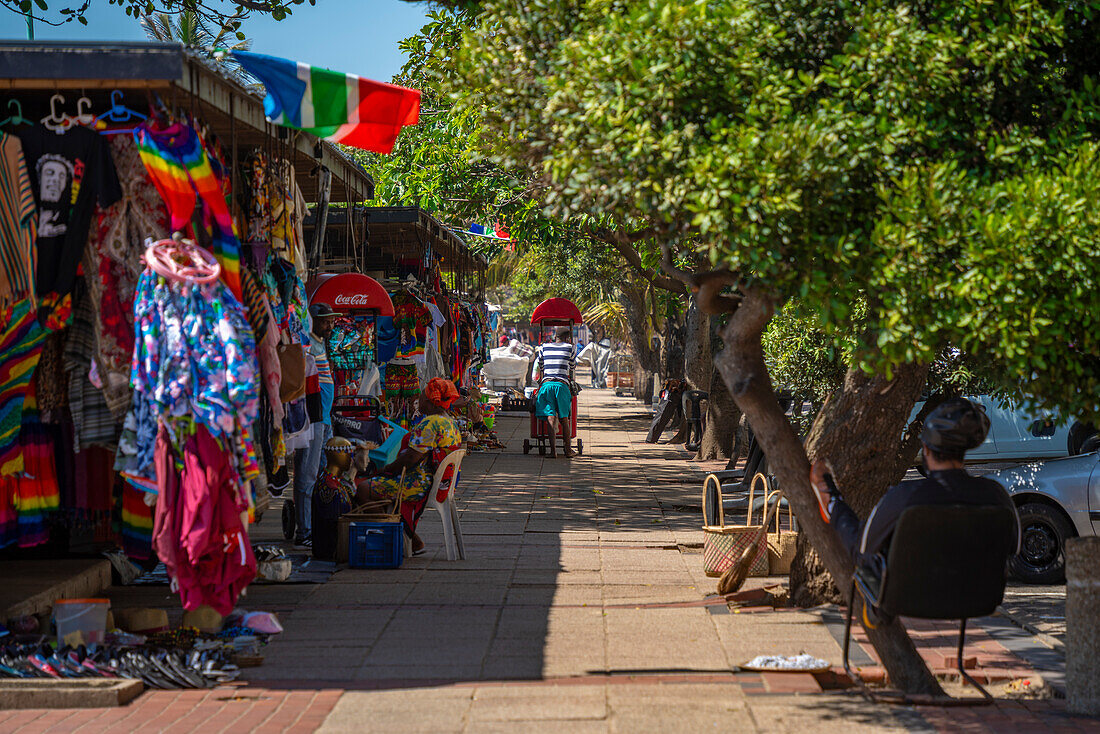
[0, 42, 376, 617]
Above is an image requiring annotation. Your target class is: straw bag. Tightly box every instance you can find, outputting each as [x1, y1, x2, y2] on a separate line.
[765, 489, 800, 575]
[701, 472, 769, 578]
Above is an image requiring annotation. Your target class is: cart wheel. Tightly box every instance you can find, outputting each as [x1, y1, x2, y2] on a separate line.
[523, 439, 531, 455]
[282, 499, 296, 540]
[576, 439, 583, 456]
[615, 390, 623, 397]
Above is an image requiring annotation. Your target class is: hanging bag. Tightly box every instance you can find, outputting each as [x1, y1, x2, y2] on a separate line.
[765, 488, 799, 575]
[702, 472, 769, 578]
[278, 339, 307, 403]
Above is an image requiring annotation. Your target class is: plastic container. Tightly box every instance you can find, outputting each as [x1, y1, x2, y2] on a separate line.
[54, 598, 110, 644]
[348, 521, 404, 569]
[368, 417, 408, 469]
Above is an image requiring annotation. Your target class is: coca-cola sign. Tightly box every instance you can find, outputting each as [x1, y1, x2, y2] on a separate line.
[309, 272, 395, 316]
[334, 293, 373, 307]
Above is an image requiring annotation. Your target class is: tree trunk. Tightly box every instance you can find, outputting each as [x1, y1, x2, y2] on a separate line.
[697, 364, 739, 460]
[682, 295, 711, 391]
[788, 363, 930, 605]
[713, 287, 943, 697]
[668, 296, 709, 444]
[619, 283, 660, 406]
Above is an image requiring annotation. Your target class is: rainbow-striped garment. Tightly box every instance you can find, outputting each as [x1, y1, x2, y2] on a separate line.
[133, 122, 242, 300]
[0, 299, 47, 478]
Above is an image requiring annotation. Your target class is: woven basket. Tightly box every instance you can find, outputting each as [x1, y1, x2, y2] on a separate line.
[702, 472, 769, 578]
[765, 489, 800, 575]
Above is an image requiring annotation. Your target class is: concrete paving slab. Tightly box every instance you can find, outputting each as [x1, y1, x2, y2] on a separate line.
[468, 684, 607, 721]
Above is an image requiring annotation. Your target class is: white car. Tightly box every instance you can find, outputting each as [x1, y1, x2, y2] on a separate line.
[910, 396, 1071, 462]
[991, 451, 1098, 584]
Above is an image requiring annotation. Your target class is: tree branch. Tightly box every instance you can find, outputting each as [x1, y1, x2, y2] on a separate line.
[658, 242, 741, 315]
[590, 227, 687, 294]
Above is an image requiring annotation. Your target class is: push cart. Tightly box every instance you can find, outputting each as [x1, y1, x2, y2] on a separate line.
[608, 351, 636, 397]
[522, 298, 584, 457]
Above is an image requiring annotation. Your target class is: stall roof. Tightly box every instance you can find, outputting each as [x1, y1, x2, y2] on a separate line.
[0, 41, 374, 204]
[304, 206, 488, 275]
[363, 206, 488, 273]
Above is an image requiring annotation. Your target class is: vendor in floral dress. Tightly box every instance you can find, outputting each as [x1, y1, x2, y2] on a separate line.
[358, 378, 463, 554]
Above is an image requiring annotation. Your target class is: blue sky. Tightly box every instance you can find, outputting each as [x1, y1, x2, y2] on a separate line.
[0, 0, 430, 82]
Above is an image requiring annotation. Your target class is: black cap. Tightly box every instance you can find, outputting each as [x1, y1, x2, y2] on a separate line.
[309, 302, 342, 319]
[921, 398, 990, 453]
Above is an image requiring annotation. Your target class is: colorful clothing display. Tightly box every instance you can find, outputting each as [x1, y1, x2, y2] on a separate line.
[116, 270, 259, 491]
[0, 133, 37, 309]
[18, 124, 121, 304]
[152, 424, 256, 614]
[0, 299, 48, 477]
[85, 135, 168, 419]
[392, 297, 431, 362]
[133, 121, 242, 300]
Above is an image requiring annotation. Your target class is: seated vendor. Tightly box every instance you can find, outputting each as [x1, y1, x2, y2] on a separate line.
[358, 378, 462, 554]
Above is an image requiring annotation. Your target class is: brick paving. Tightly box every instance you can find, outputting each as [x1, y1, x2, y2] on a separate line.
[1, 389, 1092, 732]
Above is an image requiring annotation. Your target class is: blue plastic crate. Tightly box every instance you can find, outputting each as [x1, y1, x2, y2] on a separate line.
[348, 521, 404, 569]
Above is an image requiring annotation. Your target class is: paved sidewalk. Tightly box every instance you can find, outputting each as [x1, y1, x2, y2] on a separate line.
[1, 390, 1094, 733]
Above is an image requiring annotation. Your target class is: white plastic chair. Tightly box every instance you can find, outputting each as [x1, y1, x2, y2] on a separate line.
[426, 449, 467, 560]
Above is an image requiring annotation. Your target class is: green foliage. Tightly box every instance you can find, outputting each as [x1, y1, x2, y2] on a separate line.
[762, 301, 851, 408]
[6, 0, 311, 28]
[445, 0, 1100, 421]
[140, 9, 251, 75]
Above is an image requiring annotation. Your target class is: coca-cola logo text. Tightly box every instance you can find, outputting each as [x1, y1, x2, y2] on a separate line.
[333, 294, 374, 307]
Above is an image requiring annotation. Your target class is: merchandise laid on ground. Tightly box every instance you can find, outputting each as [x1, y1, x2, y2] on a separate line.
[0, 41, 503, 707]
[0, 392, 1085, 732]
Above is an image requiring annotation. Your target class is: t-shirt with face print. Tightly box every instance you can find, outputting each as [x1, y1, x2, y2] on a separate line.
[19, 125, 121, 303]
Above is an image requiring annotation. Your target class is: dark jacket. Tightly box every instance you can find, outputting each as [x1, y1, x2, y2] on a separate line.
[833, 469, 1021, 564]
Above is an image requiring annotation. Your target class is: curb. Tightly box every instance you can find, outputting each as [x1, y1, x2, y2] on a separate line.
[996, 604, 1065, 652]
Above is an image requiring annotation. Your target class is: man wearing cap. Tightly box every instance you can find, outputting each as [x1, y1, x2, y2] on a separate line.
[809, 398, 1020, 625]
[292, 302, 341, 548]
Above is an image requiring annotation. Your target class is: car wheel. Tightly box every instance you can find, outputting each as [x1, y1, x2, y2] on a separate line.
[1009, 502, 1074, 584]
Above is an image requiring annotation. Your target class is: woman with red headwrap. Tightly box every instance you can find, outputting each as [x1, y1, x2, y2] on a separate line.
[358, 378, 462, 553]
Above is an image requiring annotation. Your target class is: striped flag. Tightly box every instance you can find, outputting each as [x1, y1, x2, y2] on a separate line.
[231, 50, 421, 154]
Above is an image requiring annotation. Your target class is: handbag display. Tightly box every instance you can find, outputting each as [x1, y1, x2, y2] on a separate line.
[278, 342, 307, 403]
[702, 472, 770, 578]
[765, 488, 799, 575]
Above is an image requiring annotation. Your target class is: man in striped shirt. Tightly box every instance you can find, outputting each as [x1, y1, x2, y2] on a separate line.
[534, 326, 577, 458]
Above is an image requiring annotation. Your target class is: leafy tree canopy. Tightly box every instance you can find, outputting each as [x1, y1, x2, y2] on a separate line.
[444, 0, 1100, 420]
[5, 0, 310, 32]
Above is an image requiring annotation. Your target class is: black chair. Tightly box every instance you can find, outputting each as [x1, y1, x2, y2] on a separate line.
[842, 504, 1017, 704]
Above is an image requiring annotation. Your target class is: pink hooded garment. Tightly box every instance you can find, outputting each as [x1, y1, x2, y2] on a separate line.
[152, 424, 257, 615]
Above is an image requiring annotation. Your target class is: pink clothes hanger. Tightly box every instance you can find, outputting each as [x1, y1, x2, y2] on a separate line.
[144, 234, 221, 284]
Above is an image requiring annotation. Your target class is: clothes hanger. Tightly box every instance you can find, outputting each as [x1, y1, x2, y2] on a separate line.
[100, 90, 146, 123]
[74, 95, 97, 127]
[40, 94, 74, 134]
[144, 234, 221, 284]
[0, 99, 32, 128]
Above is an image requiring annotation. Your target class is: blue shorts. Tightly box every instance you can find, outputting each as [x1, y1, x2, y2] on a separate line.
[535, 381, 572, 418]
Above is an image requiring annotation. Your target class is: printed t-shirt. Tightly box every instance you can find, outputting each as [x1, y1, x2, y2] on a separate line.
[393, 300, 432, 363]
[18, 125, 121, 302]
